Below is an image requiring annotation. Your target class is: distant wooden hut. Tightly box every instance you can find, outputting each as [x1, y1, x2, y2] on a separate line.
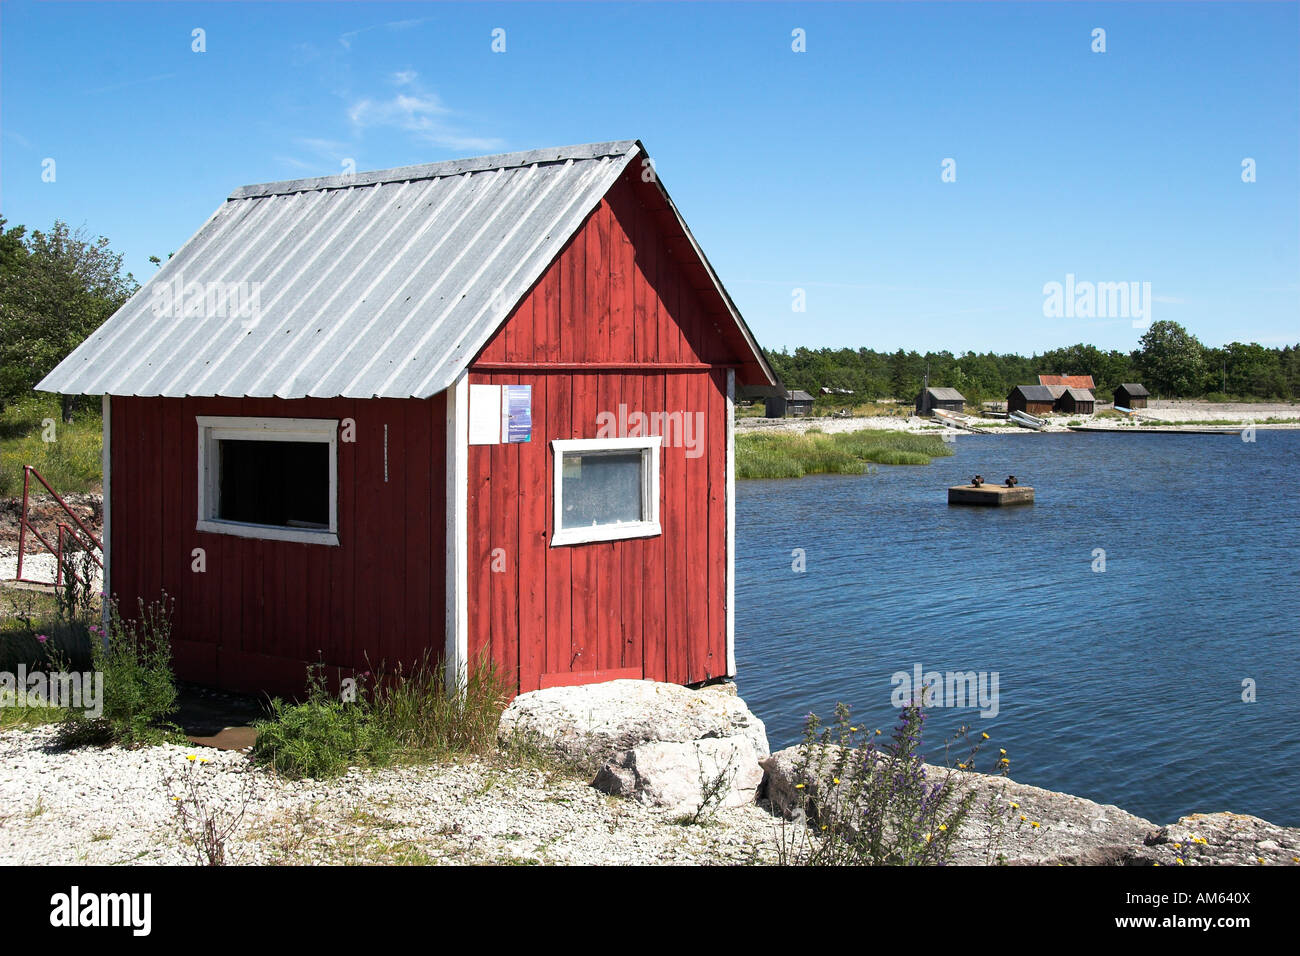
[765, 389, 815, 418]
[1114, 383, 1149, 409]
[915, 386, 965, 416]
[1008, 385, 1057, 416]
[1056, 387, 1096, 415]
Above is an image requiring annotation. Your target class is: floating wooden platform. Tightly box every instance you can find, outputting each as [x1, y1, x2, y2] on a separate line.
[948, 484, 1035, 506]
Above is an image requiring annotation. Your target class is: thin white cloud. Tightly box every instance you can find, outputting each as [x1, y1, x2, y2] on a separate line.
[346, 73, 502, 152]
[339, 18, 432, 51]
[82, 72, 177, 96]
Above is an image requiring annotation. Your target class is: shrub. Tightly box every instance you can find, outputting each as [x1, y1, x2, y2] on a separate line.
[776, 701, 1007, 866]
[250, 664, 393, 779]
[55, 593, 180, 747]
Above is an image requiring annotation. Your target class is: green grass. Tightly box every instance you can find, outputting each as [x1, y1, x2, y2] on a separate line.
[736, 429, 953, 479]
[0, 395, 103, 497]
[251, 655, 517, 780]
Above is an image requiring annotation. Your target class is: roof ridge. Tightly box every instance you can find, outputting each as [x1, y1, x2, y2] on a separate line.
[229, 140, 641, 200]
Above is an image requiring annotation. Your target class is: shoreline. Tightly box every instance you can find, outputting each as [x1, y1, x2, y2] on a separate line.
[738, 399, 1300, 437]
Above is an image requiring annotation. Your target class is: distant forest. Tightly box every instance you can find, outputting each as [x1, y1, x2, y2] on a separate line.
[765, 324, 1300, 408]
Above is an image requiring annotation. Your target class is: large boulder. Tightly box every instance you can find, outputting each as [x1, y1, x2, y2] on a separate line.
[498, 679, 769, 813]
[761, 745, 1161, 865]
[763, 746, 1300, 865]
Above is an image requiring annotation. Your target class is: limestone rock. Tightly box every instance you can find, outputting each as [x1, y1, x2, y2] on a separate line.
[761, 745, 1162, 865]
[594, 737, 765, 813]
[498, 679, 769, 770]
[498, 679, 769, 811]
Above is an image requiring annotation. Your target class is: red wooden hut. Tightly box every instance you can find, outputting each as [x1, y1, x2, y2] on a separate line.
[38, 141, 777, 697]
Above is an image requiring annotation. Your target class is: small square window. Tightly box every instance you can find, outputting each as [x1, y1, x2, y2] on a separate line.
[197, 417, 339, 545]
[551, 437, 661, 546]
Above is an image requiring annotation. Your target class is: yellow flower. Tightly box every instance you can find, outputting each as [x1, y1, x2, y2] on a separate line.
[925, 833, 932, 842]
[981, 733, 989, 740]
[938, 824, 947, 832]
[1009, 802, 1019, 810]
[1257, 858, 1266, 864]
[795, 783, 806, 790]
[1031, 822, 1041, 829]
[199, 758, 209, 765]
[850, 727, 858, 732]
[1019, 815, 1027, 822]
[999, 749, 1006, 755]
[874, 729, 881, 735]
[999, 758, 1010, 765]
[821, 825, 828, 831]
[1175, 858, 1184, 865]
[832, 778, 840, 785]
[186, 755, 196, 762]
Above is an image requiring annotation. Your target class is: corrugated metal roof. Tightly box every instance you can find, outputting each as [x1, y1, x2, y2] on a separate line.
[924, 387, 965, 401]
[1118, 383, 1149, 396]
[38, 141, 653, 399]
[1013, 385, 1058, 402]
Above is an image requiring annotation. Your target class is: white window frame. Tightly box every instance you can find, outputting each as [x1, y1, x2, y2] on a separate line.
[196, 416, 339, 546]
[551, 436, 662, 546]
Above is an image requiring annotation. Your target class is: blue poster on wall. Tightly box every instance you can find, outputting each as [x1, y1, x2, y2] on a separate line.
[504, 384, 532, 443]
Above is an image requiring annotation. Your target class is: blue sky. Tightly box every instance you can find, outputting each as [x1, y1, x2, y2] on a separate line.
[2, 1, 1296, 355]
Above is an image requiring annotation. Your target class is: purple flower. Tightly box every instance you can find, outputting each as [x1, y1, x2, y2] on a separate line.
[36, 634, 48, 644]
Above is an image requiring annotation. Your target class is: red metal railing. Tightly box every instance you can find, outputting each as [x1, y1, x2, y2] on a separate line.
[14, 465, 103, 589]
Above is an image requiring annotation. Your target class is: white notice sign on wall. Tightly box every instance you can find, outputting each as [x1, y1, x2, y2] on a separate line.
[469, 384, 502, 445]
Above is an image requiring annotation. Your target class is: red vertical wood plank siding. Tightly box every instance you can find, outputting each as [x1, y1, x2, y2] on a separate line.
[464, 166, 748, 693]
[542, 373, 572, 680]
[109, 394, 445, 698]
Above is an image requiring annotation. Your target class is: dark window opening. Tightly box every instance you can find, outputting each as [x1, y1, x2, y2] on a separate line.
[217, 439, 329, 529]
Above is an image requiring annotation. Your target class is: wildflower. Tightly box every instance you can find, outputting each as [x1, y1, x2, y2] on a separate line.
[999, 749, 1006, 755]
[794, 783, 805, 790]
[938, 824, 947, 832]
[1257, 857, 1266, 864]
[1175, 858, 1184, 865]
[999, 757, 1010, 765]
[37, 634, 48, 644]
[831, 777, 840, 785]
[981, 733, 989, 740]
[874, 729, 881, 735]
[186, 755, 196, 762]
[1010, 802, 1019, 809]
[199, 758, 209, 765]
[1031, 822, 1041, 829]
[1019, 815, 1027, 822]
[924, 833, 932, 843]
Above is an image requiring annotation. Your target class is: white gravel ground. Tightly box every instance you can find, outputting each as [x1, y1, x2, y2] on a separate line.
[0, 551, 104, 590]
[0, 727, 784, 866]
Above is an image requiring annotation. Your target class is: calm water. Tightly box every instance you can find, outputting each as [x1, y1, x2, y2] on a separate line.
[734, 429, 1300, 826]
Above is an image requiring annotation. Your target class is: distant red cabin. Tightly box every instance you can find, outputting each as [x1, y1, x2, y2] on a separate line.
[39, 141, 777, 697]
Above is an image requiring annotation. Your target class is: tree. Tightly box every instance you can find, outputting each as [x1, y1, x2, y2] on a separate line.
[1135, 320, 1206, 397]
[0, 220, 138, 418]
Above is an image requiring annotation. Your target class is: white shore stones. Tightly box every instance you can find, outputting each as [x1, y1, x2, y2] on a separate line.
[2, 680, 1297, 866]
[0, 726, 781, 866]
